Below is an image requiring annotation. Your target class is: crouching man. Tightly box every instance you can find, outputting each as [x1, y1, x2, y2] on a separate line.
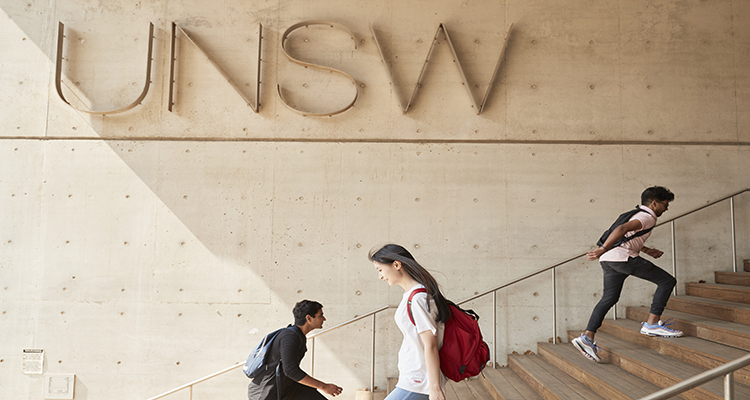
[248, 300, 343, 400]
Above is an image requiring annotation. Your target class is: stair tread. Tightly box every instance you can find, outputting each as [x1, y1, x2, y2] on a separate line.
[672, 294, 750, 311]
[481, 367, 543, 400]
[538, 342, 660, 399]
[629, 306, 750, 337]
[511, 354, 606, 400]
[716, 271, 750, 276]
[687, 282, 750, 292]
[592, 330, 750, 397]
[604, 318, 749, 360]
[466, 377, 494, 400]
[715, 271, 750, 287]
[446, 378, 492, 400]
[446, 378, 472, 400]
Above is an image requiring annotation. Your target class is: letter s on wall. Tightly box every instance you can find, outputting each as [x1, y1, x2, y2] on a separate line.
[277, 21, 358, 117]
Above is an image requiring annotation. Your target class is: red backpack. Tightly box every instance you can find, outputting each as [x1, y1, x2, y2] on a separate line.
[408, 288, 490, 381]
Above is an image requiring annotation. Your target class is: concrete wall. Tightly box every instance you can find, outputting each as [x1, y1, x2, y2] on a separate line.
[1, 0, 749, 399]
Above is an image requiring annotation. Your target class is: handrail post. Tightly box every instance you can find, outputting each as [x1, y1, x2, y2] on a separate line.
[371, 313, 376, 393]
[725, 371, 735, 399]
[492, 290, 497, 367]
[552, 268, 557, 344]
[730, 197, 737, 273]
[190, 385, 193, 400]
[669, 220, 677, 296]
[311, 337, 315, 377]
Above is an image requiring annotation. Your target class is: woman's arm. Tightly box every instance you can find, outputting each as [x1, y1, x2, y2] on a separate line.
[419, 330, 445, 400]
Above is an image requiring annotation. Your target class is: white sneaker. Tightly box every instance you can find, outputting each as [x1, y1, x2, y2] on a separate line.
[640, 318, 684, 338]
[572, 333, 601, 362]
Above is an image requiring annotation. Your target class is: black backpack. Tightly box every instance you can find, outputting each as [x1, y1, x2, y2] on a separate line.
[596, 207, 653, 249]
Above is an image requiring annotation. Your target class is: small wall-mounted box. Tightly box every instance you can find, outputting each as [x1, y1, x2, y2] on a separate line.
[44, 373, 75, 399]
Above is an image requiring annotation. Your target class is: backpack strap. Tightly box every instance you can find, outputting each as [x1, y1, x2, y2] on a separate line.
[407, 288, 428, 326]
[618, 208, 654, 246]
[275, 362, 283, 400]
[601, 207, 655, 249]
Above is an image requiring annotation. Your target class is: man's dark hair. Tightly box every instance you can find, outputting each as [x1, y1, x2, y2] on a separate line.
[641, 186, 675, 205]
[293, 300, 323, 326]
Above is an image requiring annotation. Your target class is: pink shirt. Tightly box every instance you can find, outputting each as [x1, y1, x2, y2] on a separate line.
[599, 205, 657, 262]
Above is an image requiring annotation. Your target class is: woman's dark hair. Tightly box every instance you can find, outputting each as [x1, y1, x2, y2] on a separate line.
[293, 300, 323, 326]
[369, 244, 451, 324]
[641, 186, 675, 205]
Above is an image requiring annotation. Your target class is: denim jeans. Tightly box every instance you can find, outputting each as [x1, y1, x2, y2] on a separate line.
[585, 256, 676, 333]
[384, 388, 430, 400]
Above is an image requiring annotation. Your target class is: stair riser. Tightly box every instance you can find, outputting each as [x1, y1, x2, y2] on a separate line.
[537, 345, 631, 400]
[715, 272, 750, 287]
[666, 297, 750, 324]
[594, 324, 750, 386]
[627, 307, 750, 352]
[686, 284, 750, 304]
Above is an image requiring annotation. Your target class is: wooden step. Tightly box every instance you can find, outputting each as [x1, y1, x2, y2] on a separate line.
[479, 367, 542, 400]
[585, 330, 750, 399]
[537, 342, 662, 400]
[716, 271, 750, 286]
[667, 295, 750, 324]
[355, 390, 386, 400]
[446, 377, 493, 400]
[627, 306, 750, 351]
[595, 319, 750, 385]
[685, 282, 750, 303]
[509, 354, 605, 400]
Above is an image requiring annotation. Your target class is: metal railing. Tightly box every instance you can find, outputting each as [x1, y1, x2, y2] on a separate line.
[147, 188, 748, 400]
[638, 353, 750, 400]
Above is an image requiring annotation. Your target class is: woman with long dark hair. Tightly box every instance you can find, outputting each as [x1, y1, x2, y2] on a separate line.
[369, 244, 450, 400]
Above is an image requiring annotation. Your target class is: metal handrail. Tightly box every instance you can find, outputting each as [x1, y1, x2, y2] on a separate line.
[639, 353, 750, 400]
[147, 188, 749, 399]
[146, 362, 243, 400]
[307, 306, 390, 340]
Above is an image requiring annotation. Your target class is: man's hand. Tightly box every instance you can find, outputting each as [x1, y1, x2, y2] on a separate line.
[320, 383, 343, 397]
[586, 247, 607, 260]
[643, 247, 664, 259]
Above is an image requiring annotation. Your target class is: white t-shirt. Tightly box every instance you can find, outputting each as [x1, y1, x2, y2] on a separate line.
[394, 284, 446, 395]
[600, 205, 657, 262]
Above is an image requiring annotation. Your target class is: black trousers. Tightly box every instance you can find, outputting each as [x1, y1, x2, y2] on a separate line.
[248, 376, 325, 400]
[585, 256, 676, 333]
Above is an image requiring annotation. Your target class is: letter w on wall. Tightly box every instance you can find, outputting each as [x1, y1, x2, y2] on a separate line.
[371, 23, 513, 115]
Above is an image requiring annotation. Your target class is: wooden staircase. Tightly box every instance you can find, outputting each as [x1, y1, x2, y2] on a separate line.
[367, 260, 749, 400]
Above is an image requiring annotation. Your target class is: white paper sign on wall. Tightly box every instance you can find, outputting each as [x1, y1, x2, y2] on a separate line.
[22, 349, 44, 374]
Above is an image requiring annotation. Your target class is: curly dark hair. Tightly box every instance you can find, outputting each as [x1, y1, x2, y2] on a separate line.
[293, 300, 323, 326]
[641, 186, 675, 205]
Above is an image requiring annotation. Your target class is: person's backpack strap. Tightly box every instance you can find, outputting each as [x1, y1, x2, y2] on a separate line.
[407, 288, 428, 326]
[597, 206, 654, 249]
[275, 362, 283, 400]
